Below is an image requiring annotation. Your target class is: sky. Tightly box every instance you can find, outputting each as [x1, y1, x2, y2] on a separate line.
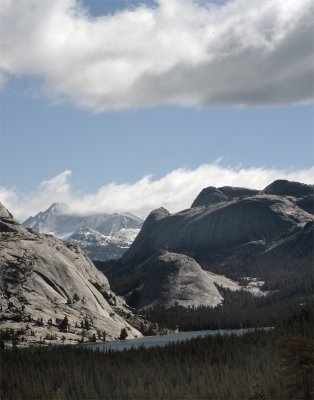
[0, 0, 313, 221]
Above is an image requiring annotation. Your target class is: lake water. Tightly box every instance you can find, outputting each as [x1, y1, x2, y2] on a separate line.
[84, 328, 259, 352]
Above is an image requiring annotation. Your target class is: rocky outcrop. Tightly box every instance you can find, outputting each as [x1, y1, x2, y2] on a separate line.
[191, 187, 228, 207]
[124, 251, 256, 310]
[262, 179, 314, 198]
[123, 195, 312, 264]
[0, 203, 142, 346]
[113, 180, 313, 310]
[263, 222, 313, 261]
[191, 185, 259, 208]
[129, 252, 224, 309]
[296, 195, 314, 215]
[218, 186, 258, 200]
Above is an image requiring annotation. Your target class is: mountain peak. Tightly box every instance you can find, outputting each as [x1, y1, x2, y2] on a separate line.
[22, 205, 143, 239]
[262, 179, 314, 198]
[47, 202, 67, 212]
[0, 202, 14, 220]
[191, 187, 228, 207]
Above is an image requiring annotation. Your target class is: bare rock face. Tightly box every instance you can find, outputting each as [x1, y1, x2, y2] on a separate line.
[0, 203, 20, 233]
[0, 203, 141, 346]
[191, 185, 259, 208]
[114, 180, 313, 310]
[123, 195, 313, 264]
[263, 223, 313, 261]
[296, 195, 314, 215]
[218, 186, 258, 200]
[132, 252, 224, 309]
[123, 251, 262, 310]
[262, 179, 314, 198]
[0, 203, 14, 220]
[191, 187, 228, 207]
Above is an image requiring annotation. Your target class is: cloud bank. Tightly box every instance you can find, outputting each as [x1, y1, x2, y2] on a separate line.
[1, 163, 313, 221]
[1, 0, 313, 111]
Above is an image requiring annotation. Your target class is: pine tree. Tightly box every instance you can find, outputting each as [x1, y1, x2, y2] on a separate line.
[119, 328, 128, 340]
[58, 316, 69, 332]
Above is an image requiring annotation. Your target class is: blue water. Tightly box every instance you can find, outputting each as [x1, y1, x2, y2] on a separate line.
[84, 328, 258, 352]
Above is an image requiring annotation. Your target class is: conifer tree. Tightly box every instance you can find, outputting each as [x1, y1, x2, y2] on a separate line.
[58, 316, 69, 332]
[119, 327, 128, 340]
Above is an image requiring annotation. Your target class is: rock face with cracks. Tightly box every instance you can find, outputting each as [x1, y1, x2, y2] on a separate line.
[0, 202, 142, 347]
[123, 195, 312, 265]
[126, 251, 235, 309]
[113, 180, 313, 310]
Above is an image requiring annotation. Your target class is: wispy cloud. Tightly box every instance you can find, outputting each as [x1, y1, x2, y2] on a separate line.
[1, 0, 313, 111]
[1, 162, 313, 221]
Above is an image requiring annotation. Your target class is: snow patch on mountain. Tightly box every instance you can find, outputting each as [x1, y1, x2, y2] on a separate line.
[67, 227, 140, 261]
[22, 204, 143, 261]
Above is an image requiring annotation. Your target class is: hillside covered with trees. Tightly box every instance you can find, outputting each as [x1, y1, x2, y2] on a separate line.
[1, 303, 313, 400]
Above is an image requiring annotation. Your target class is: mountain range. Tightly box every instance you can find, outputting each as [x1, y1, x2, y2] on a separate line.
[22, 203, 143, 261]
[105, 179, 313, 310]
[1, 178, 313, 347]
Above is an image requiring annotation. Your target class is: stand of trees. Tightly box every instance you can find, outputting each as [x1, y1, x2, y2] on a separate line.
[1, 303, 313, 400]
[143, 289, 310, 332]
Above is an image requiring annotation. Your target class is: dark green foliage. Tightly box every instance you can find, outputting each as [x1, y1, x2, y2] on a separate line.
[119, 327, 128, 340]
[1, 304, 312, 400]
[83, 317, 91, 330]
[144, 290, 311, 332]
[58, 316, 69, 332]
[93, 258, 120, 277]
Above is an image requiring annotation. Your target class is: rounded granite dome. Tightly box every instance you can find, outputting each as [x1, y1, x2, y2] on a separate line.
[262, 180, 313, 198]
[191, 187, 228, 207]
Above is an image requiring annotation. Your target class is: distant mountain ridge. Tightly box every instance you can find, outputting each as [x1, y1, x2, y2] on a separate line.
[22, 203, 142, 238]
[22, 204, 143, 261]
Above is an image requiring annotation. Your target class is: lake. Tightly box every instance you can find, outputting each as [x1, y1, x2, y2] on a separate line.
[84, 328, 262, 352]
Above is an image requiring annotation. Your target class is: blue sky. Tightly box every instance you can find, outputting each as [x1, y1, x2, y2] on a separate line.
[0, 0, 313, 219]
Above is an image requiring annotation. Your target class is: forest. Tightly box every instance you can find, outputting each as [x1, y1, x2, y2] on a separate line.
[142, 287, 310, 331]
[1, 302, 313, 400]
[95, 255, 314, 334]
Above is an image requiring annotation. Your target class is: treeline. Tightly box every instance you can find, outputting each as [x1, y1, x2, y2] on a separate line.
[199, 256, 314, 297]
[143, 289, 310, 331]
[95, 256, 314, 333]
[94, 248, 314, 300]
[1, 303, 313, 400]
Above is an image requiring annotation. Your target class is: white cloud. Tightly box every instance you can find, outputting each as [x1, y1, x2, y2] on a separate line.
[0, 162, 313, 221]
[0, 0, 313, 111]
